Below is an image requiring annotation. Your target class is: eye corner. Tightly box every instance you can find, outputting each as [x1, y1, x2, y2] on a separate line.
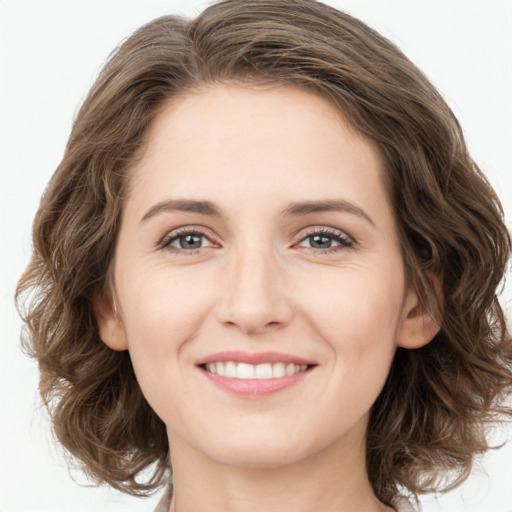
[157, 226, 221, 254]
[293, 226, 356, 254]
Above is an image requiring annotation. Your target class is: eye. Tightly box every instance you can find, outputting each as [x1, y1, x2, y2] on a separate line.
[159, 228, 214, 253]
[296, 228, 354, 253]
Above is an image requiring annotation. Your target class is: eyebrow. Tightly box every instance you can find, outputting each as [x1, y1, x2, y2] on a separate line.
[141, 199, 222, 222]
[280, 199, 375, 226]
[141, 198, 375, 226]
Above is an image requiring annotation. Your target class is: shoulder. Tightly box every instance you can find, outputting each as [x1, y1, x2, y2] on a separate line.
[154, 486, 172, 512]
[392, 496, 417, 512]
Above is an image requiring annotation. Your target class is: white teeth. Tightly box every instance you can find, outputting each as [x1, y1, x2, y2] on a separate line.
[225, 361, 237, 378]
[255, 363, 272, 378]
[273, 362, 285, 378]
[237, 362, 255, 379]
[204, 361, 309, 379]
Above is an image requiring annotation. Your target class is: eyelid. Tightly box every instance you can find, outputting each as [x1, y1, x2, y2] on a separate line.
[293, 225, 355, 247]
[158, 225, 218, 251]
[157, 224, 356, 254]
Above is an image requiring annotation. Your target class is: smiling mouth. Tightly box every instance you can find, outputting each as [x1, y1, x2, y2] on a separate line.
[202, 361, 313, 380]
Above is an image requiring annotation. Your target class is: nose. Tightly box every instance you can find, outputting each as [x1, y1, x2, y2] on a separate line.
[215, 247, 294, 335]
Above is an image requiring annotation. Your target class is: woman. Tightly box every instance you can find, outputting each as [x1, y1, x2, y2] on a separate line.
[16, 1, 512, 511]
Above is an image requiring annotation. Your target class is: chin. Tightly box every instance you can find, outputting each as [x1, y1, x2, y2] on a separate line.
[192, 427, 327, 471]
[213, 444, 307, 470]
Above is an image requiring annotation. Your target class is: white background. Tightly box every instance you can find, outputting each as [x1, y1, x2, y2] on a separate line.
[1, 1, 511, 511]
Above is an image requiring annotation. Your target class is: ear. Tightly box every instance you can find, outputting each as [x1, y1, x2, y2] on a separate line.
[93, 291, 128, 351]
[397, 275, 442, 349]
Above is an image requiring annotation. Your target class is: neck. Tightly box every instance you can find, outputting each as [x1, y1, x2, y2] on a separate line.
[166, 425, 393, 512]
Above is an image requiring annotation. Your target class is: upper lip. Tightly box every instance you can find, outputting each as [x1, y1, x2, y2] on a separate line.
[196, 350, 317, 366]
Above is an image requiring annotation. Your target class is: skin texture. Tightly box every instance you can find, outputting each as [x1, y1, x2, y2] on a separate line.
[96, 84, 439, 512]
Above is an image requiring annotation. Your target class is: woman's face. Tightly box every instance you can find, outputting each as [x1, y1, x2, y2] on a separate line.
[98, 84, 428, 470]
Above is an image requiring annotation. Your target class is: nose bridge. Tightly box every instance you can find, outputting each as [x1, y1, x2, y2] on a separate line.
[216, 239, 293, 334]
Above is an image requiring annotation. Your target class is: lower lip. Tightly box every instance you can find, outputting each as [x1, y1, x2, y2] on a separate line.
[199, 367, 312, 397]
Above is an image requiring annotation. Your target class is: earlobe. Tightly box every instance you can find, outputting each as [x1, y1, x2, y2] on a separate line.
[93, 292, 128, 351]
[397, 277, 442, 349]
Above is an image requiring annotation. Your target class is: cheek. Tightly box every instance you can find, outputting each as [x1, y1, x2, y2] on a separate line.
[116, 268, 215, 402]
[297, 264, 404, 394]
[119, 263, 213, 340]
[299, 263, 404, 342]
[303, 271, 403, 419]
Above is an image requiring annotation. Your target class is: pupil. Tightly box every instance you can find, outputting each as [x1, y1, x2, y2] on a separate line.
[181, 234, 202, 249]
[311, 235, 331, 248]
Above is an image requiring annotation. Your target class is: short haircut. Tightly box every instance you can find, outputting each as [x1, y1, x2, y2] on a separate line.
[16, 0, 512, 506]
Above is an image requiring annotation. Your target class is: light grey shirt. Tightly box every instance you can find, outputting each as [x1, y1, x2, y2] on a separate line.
[153, 488, 416, 511]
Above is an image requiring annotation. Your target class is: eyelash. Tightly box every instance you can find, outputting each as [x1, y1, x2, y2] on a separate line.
[158, 226, 355, 255]
[298, 227, 354, 253]
[159, 227, 213, 255]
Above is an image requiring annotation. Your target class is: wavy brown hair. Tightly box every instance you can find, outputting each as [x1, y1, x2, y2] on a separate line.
[16, 0, 512, 506]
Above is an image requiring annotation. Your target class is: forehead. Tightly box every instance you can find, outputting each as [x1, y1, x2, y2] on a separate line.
[125, 83, 393, 227]
[137, 84, 381, 173]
